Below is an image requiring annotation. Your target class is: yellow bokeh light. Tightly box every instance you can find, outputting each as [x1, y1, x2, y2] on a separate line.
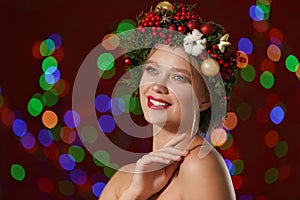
[296, 64, 300, 78]
[102, 33, 120, 50]
[224, 112, 238, 130]
[42, 110, 58, 129]
[236, 50, 248, 68]
[267, 44, 281, 62]
[210, 128, 227, 147]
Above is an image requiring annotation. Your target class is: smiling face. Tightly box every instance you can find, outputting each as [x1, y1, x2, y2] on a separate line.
[139, 45, 210, 131]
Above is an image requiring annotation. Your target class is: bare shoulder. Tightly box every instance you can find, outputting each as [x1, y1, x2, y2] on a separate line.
[98, 164, 135, 200]
[178, 144, 235, 200]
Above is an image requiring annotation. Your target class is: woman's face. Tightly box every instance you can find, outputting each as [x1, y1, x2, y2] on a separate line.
[139, 46, 209, 129]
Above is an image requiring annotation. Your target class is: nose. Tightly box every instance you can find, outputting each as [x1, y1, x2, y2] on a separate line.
[151, 83, 169, 94]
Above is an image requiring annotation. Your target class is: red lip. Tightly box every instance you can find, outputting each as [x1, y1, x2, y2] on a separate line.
[147, 96, 171, 110]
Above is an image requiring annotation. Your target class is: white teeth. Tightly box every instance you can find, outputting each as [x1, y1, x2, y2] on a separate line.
[150, 99, 168, 106]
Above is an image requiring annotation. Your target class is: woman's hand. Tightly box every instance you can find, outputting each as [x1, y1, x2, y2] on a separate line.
[123, 133, 189, 199]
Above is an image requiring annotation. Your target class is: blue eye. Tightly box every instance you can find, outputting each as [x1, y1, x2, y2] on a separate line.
[173, 74, 188, 83]
[145, 65, 158, 74]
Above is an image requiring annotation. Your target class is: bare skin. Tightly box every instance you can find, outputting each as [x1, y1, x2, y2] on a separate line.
[99, 47, 235, 200]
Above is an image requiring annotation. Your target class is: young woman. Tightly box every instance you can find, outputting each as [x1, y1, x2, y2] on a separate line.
[99, 1, 239, 199]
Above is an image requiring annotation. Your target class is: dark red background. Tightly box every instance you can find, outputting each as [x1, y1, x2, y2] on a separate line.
[0, 0, 299, 199]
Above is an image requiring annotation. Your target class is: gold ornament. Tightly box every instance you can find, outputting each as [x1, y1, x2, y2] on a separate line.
[155, 1, 173, 13]
[217, 33, 231, 53]
[200, 58, 220, 77]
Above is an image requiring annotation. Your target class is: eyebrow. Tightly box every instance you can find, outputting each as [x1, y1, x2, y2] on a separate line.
[145, 60, 191, 76]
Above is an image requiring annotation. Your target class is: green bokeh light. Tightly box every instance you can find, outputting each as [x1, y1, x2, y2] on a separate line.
[40, 39, 55, 56]
[43, 90, 58, 107]
[28, 97, 44, 116]
[10, 164, 25, 181]
[116, 19, 136, 34]
[97, 53, 115, 71]
[256, 4, 270, 20]
[104, 163, 119, 178]
[129, 96, 143, 115]
[219, 133, 233, 150]
[98, 66, 116, 79]
[93, 150, 110, 167]
[42, 56, 58, 72]
[260, 71, 274, 89]
[285, 54, 299, 72]
[274, 141, 288, 158]
[80, 125, 98, 143]
[264, 168, 279, 184]
[241, 64, 256, 82]
[39, 74, 54, 91]
[68, 145, 85, 162]
[233, 160, 244, 175]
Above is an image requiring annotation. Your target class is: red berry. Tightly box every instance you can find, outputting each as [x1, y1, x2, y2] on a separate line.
[148, 21, 153, 26]
[177, 25, 187, 34]
[180, 16, 186, 20]
[213, 54, 218, 59]
[164, 40, 169, 45]
[152, 31, 158, 37]
[224, 63, 230, 68]
[155, 16, 160, 21]
[176, 12, 181, 16]
[124, 58, 132, 66]
[141, 19, 145, 24]
[219, 59, 225, 65]
[182, 11, 186, 16]
[168, 38, 172, 42]
[174, 16, 180, 21]
[207, 50, 212, 54]
[212, 44, 218, 50]
[186, 15, 190, 20]
[172, 6, 176, 10]
[155, 21, 160, 26]
[143, 22, 147, 27]
[145, 17, 150, 22]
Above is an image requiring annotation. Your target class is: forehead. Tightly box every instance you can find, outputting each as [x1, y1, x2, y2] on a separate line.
[147, 47, 192, 71]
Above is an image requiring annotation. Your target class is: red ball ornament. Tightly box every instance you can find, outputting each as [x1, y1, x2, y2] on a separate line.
[186, 20, 199, 31]
[124, 58, 132, 66]
[200, 22, 215, 35]
[177, 25, 186, 34]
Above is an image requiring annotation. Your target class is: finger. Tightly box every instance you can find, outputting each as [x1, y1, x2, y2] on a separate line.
[164, 133, 187, 147]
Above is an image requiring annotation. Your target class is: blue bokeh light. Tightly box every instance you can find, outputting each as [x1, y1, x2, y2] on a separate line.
[92, 182, 106, 197]
[95, 94, 111, 113]
[12, 119, 27, 137]
[238, 38, 253, 55]
[70, 169, 87, 185]
[270, 106, 285, 125]
[59, 154, 76, 171]
[249, 5, 264, 21]
[98, 115, 116, 133]
[38, 129, 54, 147]
[64, 110, 80, 128]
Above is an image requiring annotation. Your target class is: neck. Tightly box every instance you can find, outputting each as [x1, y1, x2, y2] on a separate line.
[152, 124, 196, 151]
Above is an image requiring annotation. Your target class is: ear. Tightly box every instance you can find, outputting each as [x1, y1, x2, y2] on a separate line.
[199, 96, 211, 112]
